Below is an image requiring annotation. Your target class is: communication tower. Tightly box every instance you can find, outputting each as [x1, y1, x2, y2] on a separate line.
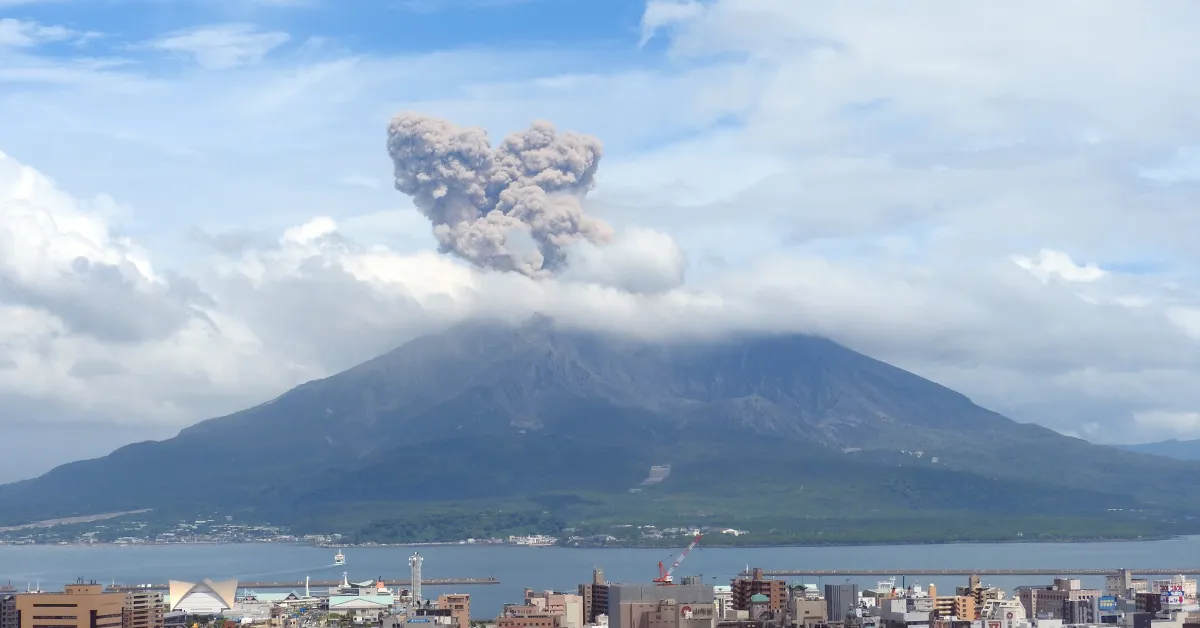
[408, 552, 424, 605]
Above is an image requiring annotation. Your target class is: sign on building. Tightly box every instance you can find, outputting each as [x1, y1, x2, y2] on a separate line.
[1098, 596, 1117, 612]
[1159, 584, 1185, 606]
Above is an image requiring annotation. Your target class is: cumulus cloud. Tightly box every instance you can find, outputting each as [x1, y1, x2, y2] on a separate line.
[0, 151, 210, 343]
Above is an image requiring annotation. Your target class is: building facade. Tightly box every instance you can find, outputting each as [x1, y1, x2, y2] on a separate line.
[2, 594, 18, 628]
[16, 583, 125, 628]
[122, 591, 163, 628]
[1016, 579, 1099, 620]
[731, 570, 786, 613]
[824, 584, 860, 624]
[437, 594, 470, 628]
[579, 571, 609, 626]
[932, 596, 976, 620]
[607, 585, 714, 628]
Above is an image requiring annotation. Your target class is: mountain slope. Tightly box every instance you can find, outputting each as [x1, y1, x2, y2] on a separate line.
[2, 315, 1197, 539]
[1116, 438, 1200, 461]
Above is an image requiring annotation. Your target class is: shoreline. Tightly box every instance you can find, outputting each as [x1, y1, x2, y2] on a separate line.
[0, 534, 1183, 550]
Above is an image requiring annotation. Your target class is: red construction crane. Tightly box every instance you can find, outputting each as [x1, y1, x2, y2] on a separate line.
[654, 532, 702, 585]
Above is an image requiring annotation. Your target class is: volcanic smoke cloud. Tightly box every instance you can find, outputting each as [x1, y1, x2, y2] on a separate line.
[386, 113, 614, 277]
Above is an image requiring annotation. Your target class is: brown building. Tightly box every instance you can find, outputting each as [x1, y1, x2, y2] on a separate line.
[579, 570, 609, 624]
[956, 576, 1003, 612]
[614, 600, 714, 628]
[932, 596, 976, 620]
[16, 583, 125, 628]
[732, 569, 786, 612]
[437, 594, 470, 628]
[122, 592, 163, 628]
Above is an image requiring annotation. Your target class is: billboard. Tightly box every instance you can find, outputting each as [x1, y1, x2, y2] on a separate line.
[1160, 584, 1185, 606]
[1098, 596, 1117, 612]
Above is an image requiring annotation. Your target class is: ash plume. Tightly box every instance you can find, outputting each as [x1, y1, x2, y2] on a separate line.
[386, 113, 613, 277]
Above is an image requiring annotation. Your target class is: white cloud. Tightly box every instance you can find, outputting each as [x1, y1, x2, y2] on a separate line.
[0, 18, 77, 47]
[1134, 410, 1200, 438]
[1012, 249, 1106, 284]
[141, 24, 291, 70]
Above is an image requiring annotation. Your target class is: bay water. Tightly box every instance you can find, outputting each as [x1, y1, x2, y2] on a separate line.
[3, 538, 1198, 616]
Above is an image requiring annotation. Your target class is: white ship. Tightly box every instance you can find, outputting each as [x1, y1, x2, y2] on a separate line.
[333, 550, 346, 566]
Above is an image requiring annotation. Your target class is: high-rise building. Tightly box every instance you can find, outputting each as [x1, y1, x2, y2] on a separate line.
[731, 569, 786, 612]
[438, 594, 470, 628]
[824, 584, 859, 624]
[122, 591, 163, 628]
[15, 583, 125, 628]
[579, 570, 609, 625]
[2, 594, 18, 628]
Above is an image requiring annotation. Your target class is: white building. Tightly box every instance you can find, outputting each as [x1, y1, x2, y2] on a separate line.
[168, 579, 238, 615]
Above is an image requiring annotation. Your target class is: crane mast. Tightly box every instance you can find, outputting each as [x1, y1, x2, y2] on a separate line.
[654, 532, 702, 585]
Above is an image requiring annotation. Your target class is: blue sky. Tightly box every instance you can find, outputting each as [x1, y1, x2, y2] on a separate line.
[8, 0, 655, 65]
[4, 0, 1200, 481]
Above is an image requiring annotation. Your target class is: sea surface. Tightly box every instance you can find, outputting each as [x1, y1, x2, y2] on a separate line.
[2, 538, 1199, 616]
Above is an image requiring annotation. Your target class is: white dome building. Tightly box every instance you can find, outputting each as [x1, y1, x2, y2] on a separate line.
[168, 579, 238, 615]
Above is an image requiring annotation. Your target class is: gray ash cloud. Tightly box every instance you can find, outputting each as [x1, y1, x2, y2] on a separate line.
[386, 113, 612, 277]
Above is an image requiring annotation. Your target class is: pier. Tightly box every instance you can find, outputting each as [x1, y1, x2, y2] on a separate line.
[744, 569, 1200, 577]
[107, 577, 499, 592]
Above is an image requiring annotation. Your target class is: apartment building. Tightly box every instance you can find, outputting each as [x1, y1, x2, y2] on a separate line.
[931, 596, 976, 621]
[15, 583, 125, 628]
[579, 570, 609, 625]
[732, 570, 787, 612]
[2, 594, 18, 628]
[437, 594, 470, 628]
[123, 591, 163, 628]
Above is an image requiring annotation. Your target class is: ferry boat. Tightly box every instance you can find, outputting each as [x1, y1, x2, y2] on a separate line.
[333, 550, 346, 566]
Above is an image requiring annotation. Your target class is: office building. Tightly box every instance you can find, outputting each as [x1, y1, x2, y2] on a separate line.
[498, 590, 583, 628]
[790, 596, 827, 628]
[615, 600, 714, 628]
[16, 582, 125, 628]
[438, 594, 470, 628]
[732, 570, 786, 612]
[123, 591, 163, 628]
[1016, 579, 1099, 620]
[608, 585, 713, 628]
[825, 584, 860, 624]
[579, 571, 609, 625]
